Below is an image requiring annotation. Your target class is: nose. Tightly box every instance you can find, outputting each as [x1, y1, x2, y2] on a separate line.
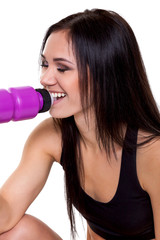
[40, 67, 57, 87]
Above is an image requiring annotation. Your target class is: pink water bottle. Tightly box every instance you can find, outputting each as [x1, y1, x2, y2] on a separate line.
[0, 86, 53, 123]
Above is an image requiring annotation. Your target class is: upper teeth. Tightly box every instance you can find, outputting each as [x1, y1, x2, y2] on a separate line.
[52, 93, 66, 97]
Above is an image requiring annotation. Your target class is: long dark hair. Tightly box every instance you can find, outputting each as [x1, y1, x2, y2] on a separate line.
[40, 9, 160, 238]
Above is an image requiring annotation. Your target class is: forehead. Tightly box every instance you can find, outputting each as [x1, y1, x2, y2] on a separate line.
[43, 31, 74, 59]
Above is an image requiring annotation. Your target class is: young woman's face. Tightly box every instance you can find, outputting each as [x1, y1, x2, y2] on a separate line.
[40, 31, 82, 118]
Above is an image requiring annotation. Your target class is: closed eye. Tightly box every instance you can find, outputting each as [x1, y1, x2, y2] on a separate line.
[40, 60, 48, 68]
[57, 64, 70, 73]
[57, 67, 69, 73]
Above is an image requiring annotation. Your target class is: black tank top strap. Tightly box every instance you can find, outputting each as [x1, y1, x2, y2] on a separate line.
[117, 126, 145, 198]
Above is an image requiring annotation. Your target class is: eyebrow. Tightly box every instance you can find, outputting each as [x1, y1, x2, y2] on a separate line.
[41, 54, 74, 65]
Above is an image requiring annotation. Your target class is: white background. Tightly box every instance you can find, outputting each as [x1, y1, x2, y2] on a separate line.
[0, 0, 159, 239]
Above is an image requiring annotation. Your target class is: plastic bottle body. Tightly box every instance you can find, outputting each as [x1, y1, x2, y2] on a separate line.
[0, 86, 52, 123]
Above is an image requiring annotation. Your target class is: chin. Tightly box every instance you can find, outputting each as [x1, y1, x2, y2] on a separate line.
[49, 110, 73, 119]
[49, 106, 83, 119]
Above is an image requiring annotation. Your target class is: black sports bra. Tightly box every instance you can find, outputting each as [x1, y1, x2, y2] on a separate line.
[60, 127, 155, 240]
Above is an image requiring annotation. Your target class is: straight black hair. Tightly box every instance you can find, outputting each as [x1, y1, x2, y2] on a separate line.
[40, 9, 160, 238]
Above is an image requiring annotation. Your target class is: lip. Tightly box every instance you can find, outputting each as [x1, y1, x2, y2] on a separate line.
[48, 90, 66, 104]
[53, 96, 66, 105]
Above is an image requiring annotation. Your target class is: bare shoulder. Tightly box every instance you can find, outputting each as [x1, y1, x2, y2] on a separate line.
[137, 129, 160, 193]
[24, 117, 62, 163]
[137, 130, 160, 239]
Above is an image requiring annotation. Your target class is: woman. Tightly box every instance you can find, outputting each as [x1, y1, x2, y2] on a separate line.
[0, 9, 160, 240]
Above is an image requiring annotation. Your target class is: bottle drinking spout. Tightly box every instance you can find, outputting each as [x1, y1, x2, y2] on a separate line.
[0, 86, 53, 123]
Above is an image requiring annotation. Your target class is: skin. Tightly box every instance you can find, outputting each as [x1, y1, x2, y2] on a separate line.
[0, 30, 160, 240]
[40, 30, 81, 119]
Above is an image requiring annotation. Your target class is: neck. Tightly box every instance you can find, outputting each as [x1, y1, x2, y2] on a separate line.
[74, 111, 127, 153]
[74, 110, 99, 149]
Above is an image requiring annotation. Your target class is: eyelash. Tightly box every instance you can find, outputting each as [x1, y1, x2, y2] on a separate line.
[40, 61, 48, 68]
[40, 61, 69, 73]
[57, 67, 69, 73]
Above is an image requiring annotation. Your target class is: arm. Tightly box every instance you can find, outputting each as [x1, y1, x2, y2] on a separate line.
[0, 118, 61, 233]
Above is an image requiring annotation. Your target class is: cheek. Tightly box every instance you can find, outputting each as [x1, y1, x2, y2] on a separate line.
[71, 81, 80, 101]
[67, 81, 81, 107]
[72, 75, 79, 92]
[65, 74, 79, 94]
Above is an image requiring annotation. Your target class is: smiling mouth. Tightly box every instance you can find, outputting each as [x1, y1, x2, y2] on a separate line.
[51, 92, 66, 102]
